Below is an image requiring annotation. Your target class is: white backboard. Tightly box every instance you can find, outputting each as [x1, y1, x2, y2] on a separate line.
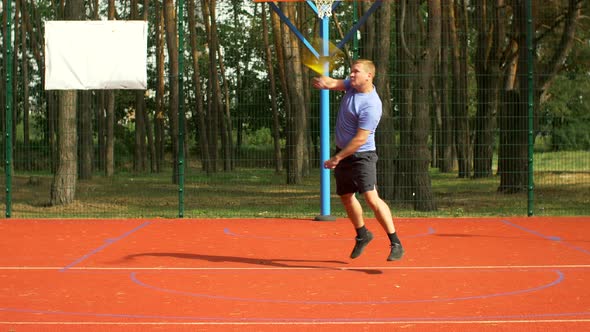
[45, 21, 148, 90]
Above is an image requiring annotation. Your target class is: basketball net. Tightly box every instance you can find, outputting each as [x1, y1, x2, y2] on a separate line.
[314, 0, 335, 19]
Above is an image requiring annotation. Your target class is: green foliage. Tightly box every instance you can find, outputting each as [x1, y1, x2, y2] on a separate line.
[234, 128, 284, 168]
[542, 72, 590, 150]
[114, 127, 135, 170]
[552, 121, 590, 150]
[244, 127, 274, 147]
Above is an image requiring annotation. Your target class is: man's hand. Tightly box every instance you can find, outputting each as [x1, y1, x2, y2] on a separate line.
[325, 129, 370, 169]
[312, 76, 330, 90]
[324, 155, 342, 169]
[312, 76, 346, 91]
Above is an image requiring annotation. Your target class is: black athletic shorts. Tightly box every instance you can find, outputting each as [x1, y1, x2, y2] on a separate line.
[334, 149, 378, 196]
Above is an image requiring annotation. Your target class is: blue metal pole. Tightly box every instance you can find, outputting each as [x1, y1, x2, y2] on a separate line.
[318, 15, 334, 220]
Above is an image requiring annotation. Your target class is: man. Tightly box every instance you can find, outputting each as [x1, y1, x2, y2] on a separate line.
[312, 59, 404, 261]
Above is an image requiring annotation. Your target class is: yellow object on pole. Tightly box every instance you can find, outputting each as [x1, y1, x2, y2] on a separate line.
[301, 37, 344, 75]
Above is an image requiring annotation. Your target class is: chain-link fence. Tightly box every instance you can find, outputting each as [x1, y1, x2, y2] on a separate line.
[2, 1, 589, 219]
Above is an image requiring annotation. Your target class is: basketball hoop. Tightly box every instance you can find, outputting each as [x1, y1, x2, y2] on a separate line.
[314, 0, 335, 19]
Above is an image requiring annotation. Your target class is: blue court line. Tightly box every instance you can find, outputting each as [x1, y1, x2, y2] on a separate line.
[60, 222, 151, 272]
[130, 269, 563, 305]
[502, 220, 590, 256]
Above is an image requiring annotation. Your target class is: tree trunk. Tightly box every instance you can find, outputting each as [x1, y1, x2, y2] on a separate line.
[134, 91, 147, 172]
[498, 91, 527, 192]
[394, 0, 419, 204]
[137, 0, 156, 173]
[374, 1, 395, 201]
[473, 0, 505, 178]
[105, 91, 115, 177]
[473, 0, 492, 178]
[231, 0, 244, 170]
[132, 0, 147, 173]
[164, 0, 180, 183]
[437, 0, 454, 173]
[20, 0, 31, 171]
[155, 0, 165, 173]
[206, 0, 230, 172]
[271, 6, 290, 173]
[280, 3, 306, 184]
[91, 0, 103, 172]
[412, 0, 440, 211]
[47, 92, 58, 172]
[298, 9, 311, 177]
[449, 0, 470, 178]
[96, 92, 105, 171]
[261, 4, 283, 173]
[537, 0, 582, 104]
[50, 91, 78, 204]
[359, 2, 377, 60]
[105, 0, 116, 177]
[498, 0, 530, 193]
[78, 91, 93, 179]
[498, 0, 581, 191]
[187, 0, 210, 173]
[394, 0, 439, 211]
[46, 1, 59, 173]
[50, 0, 85, 205]
[202, 0, 219, 172]
[217, 45, 233, 171]
[78, 0, 102, 179]
[12, 0, 19, 172]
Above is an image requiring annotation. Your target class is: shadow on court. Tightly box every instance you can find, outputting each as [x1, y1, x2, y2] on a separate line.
[121, 252, 383, 274]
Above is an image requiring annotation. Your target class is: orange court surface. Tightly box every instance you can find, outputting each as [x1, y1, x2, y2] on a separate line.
[1, 217, 589, 331]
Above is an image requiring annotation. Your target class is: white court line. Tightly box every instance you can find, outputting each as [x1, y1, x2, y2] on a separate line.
[1, 320, 590, 325]
[0, 265, 589, 271]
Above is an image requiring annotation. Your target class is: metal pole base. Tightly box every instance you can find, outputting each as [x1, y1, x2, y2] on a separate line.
[314, 215, 337, 222]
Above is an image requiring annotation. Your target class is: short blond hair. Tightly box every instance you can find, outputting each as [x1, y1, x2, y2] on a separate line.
[353, 59, 376, 76]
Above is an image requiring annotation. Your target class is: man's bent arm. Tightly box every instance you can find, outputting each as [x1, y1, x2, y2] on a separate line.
[324, 128, 370, 169]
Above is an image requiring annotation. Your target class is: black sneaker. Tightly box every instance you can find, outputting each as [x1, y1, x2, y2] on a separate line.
[387, 243, 404, 261]
[350, 231, 373, 259]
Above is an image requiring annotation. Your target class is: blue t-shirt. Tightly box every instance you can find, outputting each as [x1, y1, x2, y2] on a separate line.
[334, 79, 382, 152]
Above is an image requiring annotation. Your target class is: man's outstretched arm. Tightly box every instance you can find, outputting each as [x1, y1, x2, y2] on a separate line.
[312, 76, 346, 91]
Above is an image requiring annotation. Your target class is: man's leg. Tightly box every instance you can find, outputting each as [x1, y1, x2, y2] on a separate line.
[341, 193, 373, 259]
[340, 193, 364, 228]
[362, 190, 395, 233]
[363, 190, 404, 261]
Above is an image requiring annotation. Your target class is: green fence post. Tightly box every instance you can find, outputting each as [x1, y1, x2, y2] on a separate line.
[4, 0, 14, 218]
[526, 0, 534, 216]
[178, 0, 186, 218]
